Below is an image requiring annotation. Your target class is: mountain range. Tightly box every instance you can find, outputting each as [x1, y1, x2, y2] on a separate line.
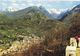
[0, 3, 80, 56]
[0, 4, 80, 20]
[2, 6, 55, 20]
[59, 4, 80, 21]
[0, 6, 64, 20]
[0, 4, 79, 20]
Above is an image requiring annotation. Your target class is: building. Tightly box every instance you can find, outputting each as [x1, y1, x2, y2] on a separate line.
[66, 37, 80, 56]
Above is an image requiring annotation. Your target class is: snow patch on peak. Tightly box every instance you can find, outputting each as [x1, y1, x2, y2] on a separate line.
[47, 8, 69, 15]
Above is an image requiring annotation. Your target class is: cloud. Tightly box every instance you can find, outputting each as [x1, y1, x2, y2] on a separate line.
[1, 2, 7, 6]
[46, 0, 80, 1]
[23, 0, 80, 3]
[25, 0, 33, 2]
[21, 3, 26, 6]
[48, 8, 61, 14]
[0, 0, 80, 11]
[7, 3, 20, 11]
[8, 7, 17, 11]
[28, 3, 34, 6]
[11, 0, 17, 2]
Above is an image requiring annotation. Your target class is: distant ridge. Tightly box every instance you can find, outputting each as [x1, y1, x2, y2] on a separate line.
[59, 4, 80, 21]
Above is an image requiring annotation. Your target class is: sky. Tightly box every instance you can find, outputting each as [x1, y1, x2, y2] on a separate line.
[0, 0, 80, 11]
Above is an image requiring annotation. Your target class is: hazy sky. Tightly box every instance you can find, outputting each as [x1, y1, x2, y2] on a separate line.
[0, 0, 80, 11]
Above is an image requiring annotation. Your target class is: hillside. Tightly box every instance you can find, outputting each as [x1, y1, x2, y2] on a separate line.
[0, 7, 56, 49]
[0, 4, 80, 56]
[0, 12, 68, 56]
[63, 13, 80, 37]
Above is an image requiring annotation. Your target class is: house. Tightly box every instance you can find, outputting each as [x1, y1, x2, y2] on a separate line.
[66, 36, 80, 56]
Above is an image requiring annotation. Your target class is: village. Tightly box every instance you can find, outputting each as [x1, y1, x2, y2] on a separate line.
[66, 35, 80, 56]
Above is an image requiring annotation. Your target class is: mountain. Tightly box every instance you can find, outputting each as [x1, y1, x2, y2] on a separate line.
[1, 5, 80, 56]
[1, 6, 64, 20]
[72, 4, 80, 12]
[6, 6, 41, 19]
[63, 4, 80, 24]
[62, 4, 80, 37]
[0, 6, 59, 37]
[4, 6, 56, 20]
[48, 8, 61, 19]
[58, 10, 71, 20]
[59, 4, 80, 21]
[39, 6, 55, 19]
